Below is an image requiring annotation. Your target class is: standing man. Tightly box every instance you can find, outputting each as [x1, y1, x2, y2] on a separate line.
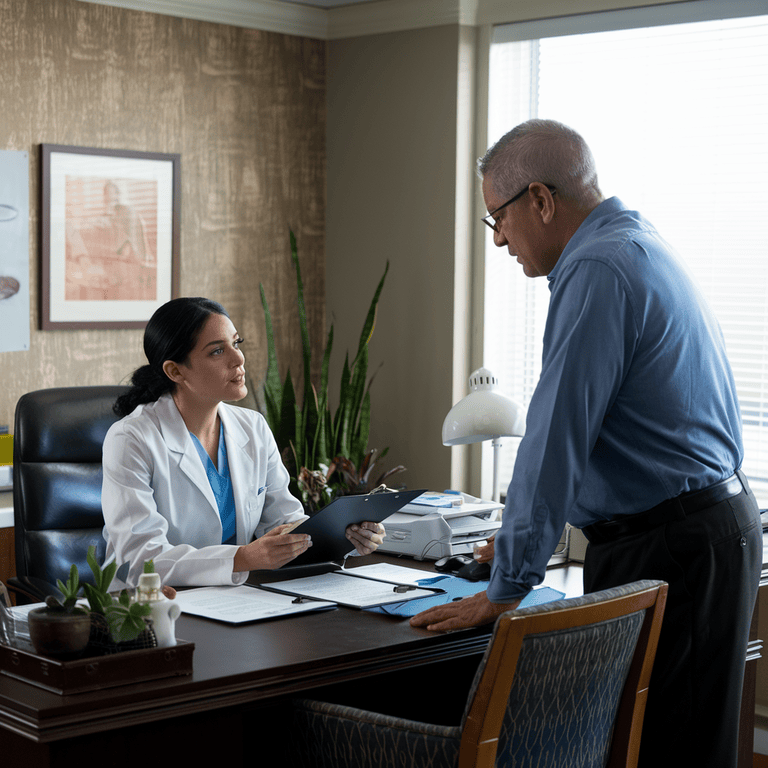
[411, 119, 761, 768]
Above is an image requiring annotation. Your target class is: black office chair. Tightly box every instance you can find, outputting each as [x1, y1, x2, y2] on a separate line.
[10, 386, 127, 604]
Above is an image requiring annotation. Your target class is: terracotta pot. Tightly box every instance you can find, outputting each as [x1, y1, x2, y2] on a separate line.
[27, 608, 91, 659]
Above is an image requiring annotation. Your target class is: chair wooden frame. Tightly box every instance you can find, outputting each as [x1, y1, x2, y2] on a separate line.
[459, 580, 668, 768]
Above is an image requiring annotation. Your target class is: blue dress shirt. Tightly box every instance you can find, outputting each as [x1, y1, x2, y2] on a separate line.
[488, 197, 743, 603]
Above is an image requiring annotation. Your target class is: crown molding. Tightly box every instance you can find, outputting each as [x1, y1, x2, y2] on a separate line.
[327, 0, 478, 39]
[76, 0, 481, 40]
[77, 0, 330, 38]
[77, 0, 706, 39]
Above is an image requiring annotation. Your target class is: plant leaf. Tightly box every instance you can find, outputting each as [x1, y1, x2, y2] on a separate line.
[259, 283, 282, 433]
[351, 261, 389, 370]
[289, 228, 313, 413]
[374, 464, 407, 487]
[351, 390, 372, 470]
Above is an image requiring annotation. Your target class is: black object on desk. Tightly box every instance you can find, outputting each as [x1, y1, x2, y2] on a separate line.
[434, 555, 490, 582]
[457, 560, 491, 582]
[284, 488, 425, 567]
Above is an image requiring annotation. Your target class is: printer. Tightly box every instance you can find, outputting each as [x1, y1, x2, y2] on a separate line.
[380, 493, 503, 560]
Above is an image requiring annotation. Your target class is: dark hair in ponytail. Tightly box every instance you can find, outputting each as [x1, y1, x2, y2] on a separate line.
[114, 297, 229, 418]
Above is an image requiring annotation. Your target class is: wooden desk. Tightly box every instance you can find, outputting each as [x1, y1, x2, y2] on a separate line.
[0, 558, 583, 767]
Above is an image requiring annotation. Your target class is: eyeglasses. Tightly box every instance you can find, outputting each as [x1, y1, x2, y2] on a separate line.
[481, 184, 556, 233]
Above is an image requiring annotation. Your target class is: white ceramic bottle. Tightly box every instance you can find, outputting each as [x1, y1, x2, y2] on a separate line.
[136, 572, 181, 648]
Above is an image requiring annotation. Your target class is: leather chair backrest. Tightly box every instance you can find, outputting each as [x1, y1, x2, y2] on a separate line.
[13, 386, 128, 588]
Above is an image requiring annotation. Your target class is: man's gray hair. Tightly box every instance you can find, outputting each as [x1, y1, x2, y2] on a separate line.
[478, 119, 602, 207]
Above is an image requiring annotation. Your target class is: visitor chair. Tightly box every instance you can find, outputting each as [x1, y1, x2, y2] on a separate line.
[290, 579, 668, 768]
[9, 386, 127, 603]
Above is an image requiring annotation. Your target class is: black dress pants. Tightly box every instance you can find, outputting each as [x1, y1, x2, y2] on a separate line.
[583, 487, 761, 768]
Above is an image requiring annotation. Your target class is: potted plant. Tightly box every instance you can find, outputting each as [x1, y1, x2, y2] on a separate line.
[27, 565, 91, 659]
[252, 229, 405, 513]
[27, 546, 154, 659]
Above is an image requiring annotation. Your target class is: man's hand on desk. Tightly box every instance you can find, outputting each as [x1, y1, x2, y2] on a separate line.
[409, 590, 520, 632]
[474, 534, 495, 563]
[346, 521, 386, 555]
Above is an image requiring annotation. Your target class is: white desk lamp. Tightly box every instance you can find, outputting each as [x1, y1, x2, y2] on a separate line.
[442, 367, 526, 503]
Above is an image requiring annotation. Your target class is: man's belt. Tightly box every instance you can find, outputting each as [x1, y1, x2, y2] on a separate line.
[582, 471, 746, 544]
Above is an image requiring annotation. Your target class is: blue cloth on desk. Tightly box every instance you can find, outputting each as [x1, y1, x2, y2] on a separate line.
[369, 575, 564, 618]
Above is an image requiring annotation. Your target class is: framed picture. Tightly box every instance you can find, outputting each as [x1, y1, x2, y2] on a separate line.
[40, 144, 180, 330]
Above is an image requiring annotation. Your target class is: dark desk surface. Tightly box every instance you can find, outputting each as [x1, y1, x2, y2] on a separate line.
[0, 556, 583, 745]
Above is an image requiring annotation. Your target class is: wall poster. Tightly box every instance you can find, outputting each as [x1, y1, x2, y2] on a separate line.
[0, 150, 30, 352]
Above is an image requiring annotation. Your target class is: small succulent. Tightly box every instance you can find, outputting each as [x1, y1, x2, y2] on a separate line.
[82, 546, 117, 615]
[45, 564, 88, 614]
[80, 545, 151, 643]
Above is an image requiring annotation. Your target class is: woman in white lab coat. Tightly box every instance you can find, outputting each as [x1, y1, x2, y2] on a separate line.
[101, 297, 384, 588]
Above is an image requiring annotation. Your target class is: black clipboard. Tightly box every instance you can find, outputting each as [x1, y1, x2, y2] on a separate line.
[282, 488, 425, 568]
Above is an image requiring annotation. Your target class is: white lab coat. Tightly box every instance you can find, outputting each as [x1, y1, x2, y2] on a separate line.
[101, 393, 306, 587]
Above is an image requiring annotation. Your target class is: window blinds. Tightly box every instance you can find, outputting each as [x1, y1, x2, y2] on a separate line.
[483, 7, 768, 505]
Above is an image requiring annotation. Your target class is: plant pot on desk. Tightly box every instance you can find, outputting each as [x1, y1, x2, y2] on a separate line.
[27, 607, 91, 660]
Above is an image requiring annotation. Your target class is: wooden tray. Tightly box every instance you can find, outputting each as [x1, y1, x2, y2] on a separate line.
[0, 639, 194, 695]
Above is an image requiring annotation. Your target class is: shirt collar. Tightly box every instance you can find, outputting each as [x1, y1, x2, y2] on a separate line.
[547, 196, 625, 285]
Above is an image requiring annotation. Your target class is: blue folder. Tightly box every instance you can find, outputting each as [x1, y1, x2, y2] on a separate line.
[369, 574, 564, 618]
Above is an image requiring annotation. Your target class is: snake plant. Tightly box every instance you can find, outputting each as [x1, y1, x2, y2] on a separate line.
[256, 229, 403, 511]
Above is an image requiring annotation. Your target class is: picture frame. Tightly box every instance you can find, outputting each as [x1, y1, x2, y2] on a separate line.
[40, 144, 180, 330]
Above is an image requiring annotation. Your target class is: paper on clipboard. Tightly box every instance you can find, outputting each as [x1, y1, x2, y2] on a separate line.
[173, 585, 335, 624]
[263, 570, 444, 609]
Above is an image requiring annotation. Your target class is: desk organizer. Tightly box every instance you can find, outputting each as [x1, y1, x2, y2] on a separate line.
[0, 639, 194, 695]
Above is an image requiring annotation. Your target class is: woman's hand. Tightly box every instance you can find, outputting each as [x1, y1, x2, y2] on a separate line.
[346, 521, 385, 555]
[233, 523, 312, 572]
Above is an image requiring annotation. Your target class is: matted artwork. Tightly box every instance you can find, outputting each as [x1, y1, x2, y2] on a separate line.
[41, 145, 180, 330]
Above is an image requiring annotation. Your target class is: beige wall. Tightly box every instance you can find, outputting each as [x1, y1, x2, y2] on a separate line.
[0, 0, 327, 429]
[326, 25, 471, 492]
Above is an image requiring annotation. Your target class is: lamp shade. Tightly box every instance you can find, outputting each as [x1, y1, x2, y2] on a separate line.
[442, 367, 525, 446]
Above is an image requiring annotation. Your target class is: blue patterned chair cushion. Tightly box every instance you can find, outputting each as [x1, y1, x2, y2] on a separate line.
[291, 699, 462, 768]
[494, 612, 643, 767]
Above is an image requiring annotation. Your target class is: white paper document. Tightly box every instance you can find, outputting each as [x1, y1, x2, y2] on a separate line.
[174, 585, 335, 624]
[347, 563, 434, 586]
[268, 571, 442, 609]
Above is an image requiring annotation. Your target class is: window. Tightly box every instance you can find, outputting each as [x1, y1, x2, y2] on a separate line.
[483, 2, 768, 505]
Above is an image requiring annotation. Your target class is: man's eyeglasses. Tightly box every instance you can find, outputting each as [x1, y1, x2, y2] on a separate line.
[482, 184, 556, 233]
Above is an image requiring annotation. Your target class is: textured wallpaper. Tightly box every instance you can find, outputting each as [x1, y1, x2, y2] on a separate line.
[0, 0, 326, 429]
